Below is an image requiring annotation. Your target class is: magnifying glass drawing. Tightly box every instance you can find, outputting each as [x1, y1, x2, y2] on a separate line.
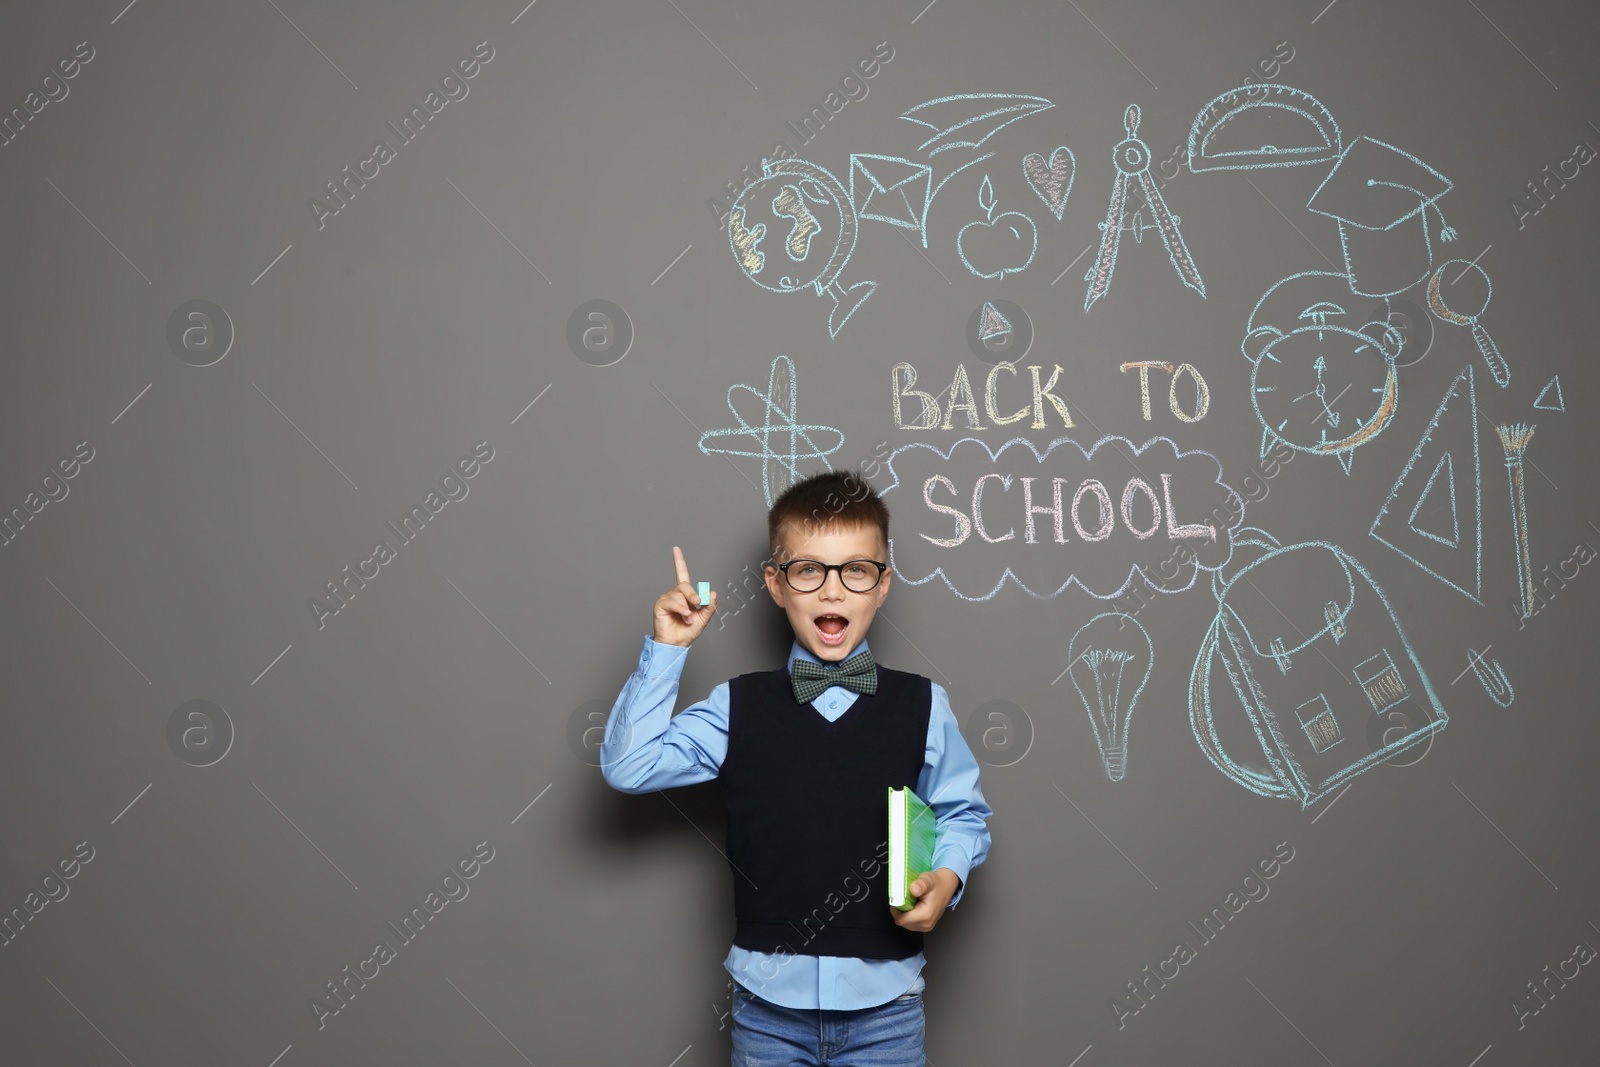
[1427, 260, 1509, 388]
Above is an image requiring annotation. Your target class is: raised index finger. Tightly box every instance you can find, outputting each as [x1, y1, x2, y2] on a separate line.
[672, 545, 692, 586]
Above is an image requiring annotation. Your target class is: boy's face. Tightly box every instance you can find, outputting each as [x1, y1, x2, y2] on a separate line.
[764, 521, 890, 663]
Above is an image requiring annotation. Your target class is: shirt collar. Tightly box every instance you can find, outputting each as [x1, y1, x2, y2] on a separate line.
[787, 637, 872, 673]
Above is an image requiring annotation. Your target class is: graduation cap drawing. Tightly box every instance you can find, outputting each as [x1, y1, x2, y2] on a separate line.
[1306, 136, 1457, 299]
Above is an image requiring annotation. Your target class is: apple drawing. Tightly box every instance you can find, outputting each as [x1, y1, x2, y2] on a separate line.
[957, 175, 1038, 279]
[959, 213, 1037, 279]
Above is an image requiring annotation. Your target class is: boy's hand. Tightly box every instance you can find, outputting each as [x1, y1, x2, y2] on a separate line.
[653, 546, 717, 647]
[890, 868, 961, 933]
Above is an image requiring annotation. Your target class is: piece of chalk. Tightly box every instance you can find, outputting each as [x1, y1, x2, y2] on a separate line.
[698, 581, 710, 605]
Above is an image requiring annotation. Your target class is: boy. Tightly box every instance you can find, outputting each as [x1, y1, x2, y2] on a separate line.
[601, 470, 992, 1065]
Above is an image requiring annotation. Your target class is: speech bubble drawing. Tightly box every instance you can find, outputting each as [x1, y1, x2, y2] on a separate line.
[880, 435, 1244, 600]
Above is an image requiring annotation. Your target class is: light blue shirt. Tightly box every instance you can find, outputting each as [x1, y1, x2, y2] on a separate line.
[601, 635, 993, 1010]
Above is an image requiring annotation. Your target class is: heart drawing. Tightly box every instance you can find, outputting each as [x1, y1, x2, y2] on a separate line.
[1023, 146, 1076, 220]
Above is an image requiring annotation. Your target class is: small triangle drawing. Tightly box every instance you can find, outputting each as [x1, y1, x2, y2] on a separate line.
[1408, 452, 1459, 547]
[978, 301, 1012, 341]
[1533, 375, 1565, 412]
[1370, 364, 1482, 602]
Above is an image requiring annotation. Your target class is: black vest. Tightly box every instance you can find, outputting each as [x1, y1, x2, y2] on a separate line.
[721, 663, 931, 960]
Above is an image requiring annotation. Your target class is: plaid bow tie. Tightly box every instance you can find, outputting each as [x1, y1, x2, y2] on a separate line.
[790, 647, 878, 704]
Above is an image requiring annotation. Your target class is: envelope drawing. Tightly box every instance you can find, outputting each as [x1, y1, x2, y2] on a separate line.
[850, 154, 933, 233]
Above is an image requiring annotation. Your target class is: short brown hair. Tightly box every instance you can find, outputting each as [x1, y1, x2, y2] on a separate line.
[767, 469, 889, 564]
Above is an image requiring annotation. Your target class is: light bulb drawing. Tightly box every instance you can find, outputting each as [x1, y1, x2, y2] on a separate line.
[1065, 612, 1154, 782]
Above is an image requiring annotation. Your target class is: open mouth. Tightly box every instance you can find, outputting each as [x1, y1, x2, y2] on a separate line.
[814, 614, 850, 647]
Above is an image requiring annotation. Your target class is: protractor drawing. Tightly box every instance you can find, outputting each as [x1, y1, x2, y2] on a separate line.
[1187, 83, 1342, 172]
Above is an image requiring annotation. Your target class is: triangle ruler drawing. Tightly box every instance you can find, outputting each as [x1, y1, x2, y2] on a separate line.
[1407, 452, 1459, 547]
[1370, 364, 1482, 601]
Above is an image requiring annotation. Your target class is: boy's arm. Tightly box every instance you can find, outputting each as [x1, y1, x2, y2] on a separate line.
[599, 636, 728, 794]
[916, 681, 994, 909]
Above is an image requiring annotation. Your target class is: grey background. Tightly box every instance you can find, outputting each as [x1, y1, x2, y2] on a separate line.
[1, 0, 1596, 1064]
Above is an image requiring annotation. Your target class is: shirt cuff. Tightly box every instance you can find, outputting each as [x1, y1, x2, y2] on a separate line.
[932, 845, 974, 909]
[639, 635, 689, 679]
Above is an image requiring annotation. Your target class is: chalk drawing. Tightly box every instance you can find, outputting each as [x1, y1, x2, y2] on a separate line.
[957, 174, 1037, 279]
[727, 157, 877, 338]
[851, 151, 997, 249]
[1428, 260, 1510, 388]
[1189, 527, 1448, 808]
[977, 302, 1015, 345]
[1242, 271, 1390, 362]
[1187, 83, 1342, 173]
[899, 93, 1056, 156]
[1369, 364, 1483, 602]
[1496, 422, 1538, 621]
[1533, 375, 1565, 412]
[880, 434, 1242, 602]
[1086, 103, 1205, 311]
[1306, 135, 1456, 299]
[850, 155, 932, 235]
[1245, 279, 1404, 474]
[1066, 612, 1153, 782]
[1466, 648, 1515, 708]
[1023, 146, 1075, 219]
[698, 354, 845, 507]
[771, 182, 823, 261]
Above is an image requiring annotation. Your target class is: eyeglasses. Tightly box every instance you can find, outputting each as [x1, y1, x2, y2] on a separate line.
[776, 558, 888, 593]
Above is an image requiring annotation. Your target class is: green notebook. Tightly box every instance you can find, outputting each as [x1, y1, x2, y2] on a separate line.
[888, 786, 937, 912]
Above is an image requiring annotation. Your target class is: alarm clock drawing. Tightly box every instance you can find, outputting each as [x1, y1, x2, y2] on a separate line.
[1243, 273, 1403, 474]
[727, 156, 878, 338]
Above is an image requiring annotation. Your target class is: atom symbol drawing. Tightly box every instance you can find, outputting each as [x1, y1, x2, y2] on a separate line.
[698, 355, 845, 507]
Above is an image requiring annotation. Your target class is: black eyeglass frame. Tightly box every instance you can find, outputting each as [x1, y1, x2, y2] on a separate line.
[775, 558, 889, 593]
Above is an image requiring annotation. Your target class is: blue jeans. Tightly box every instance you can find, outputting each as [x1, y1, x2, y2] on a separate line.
[730, 981, 925, 1066]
